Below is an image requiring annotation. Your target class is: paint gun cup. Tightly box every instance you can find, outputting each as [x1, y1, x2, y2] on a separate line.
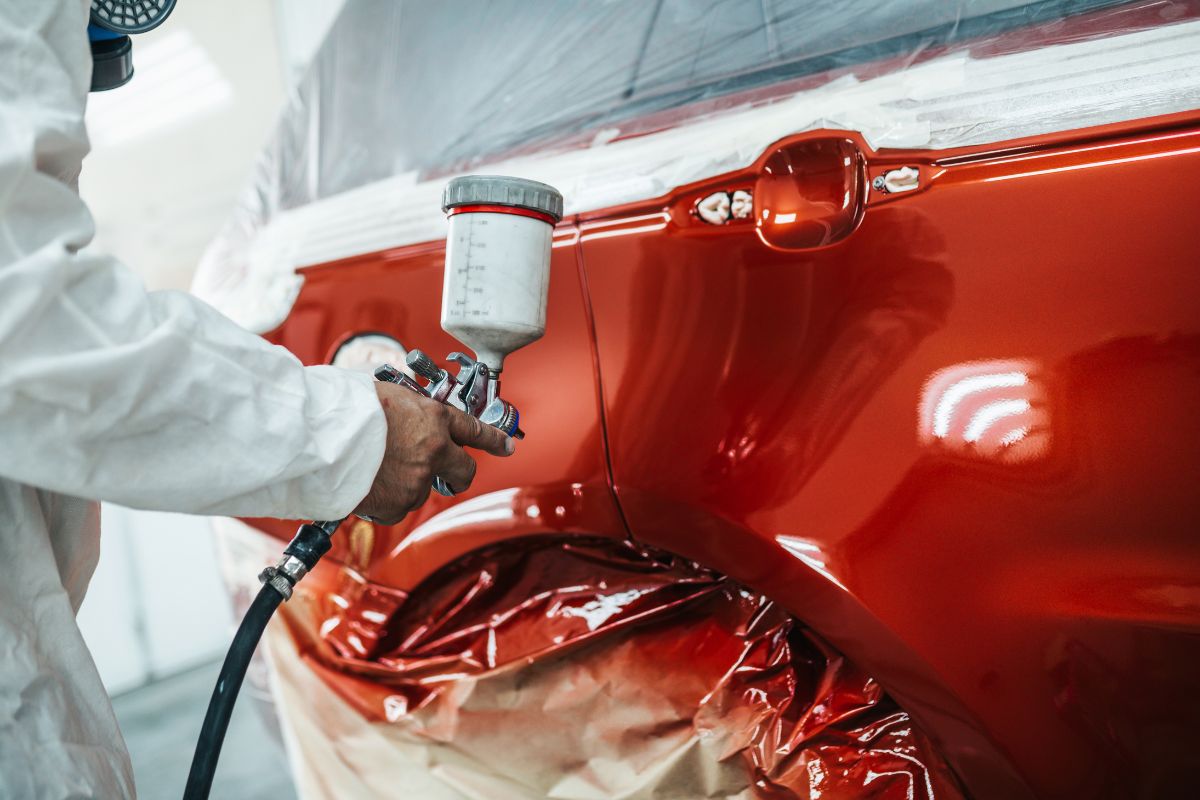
[372, 174, 562, 497]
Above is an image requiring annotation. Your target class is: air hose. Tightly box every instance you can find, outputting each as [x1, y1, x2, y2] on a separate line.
[182, 519, 341, 800]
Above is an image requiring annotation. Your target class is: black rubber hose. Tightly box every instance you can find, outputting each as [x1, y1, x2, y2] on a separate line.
[182, 582, 285, 800]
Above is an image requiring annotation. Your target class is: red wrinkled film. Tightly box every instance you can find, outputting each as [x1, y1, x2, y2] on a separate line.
[271, 536, 965, 798]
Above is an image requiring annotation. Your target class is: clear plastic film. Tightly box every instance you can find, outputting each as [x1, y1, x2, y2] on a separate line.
[217, 522, 965, 799]
[194, 0, 1200, 332]
[221, 0, 1200, 204]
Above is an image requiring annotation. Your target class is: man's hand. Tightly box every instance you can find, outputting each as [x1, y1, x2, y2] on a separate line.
[355, 382, 515, 524]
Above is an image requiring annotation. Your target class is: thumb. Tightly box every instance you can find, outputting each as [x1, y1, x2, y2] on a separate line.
[446, 407, 515, 457]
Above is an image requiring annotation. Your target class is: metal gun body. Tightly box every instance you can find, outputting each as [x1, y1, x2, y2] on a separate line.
[375, 349, 523, 496]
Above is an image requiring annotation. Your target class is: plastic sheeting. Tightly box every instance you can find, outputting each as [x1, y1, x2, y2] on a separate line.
[194, 0, 1200, 333]
[217, 520, 965, 799]
[221, 0, 1196, 201]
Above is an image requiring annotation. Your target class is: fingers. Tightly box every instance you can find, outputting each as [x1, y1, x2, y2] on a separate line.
[370, 509, 406, 527]
[445, 406, 515, 457]
[403, 481, 431, 515]
[356, 391, 515, 526]
[435, 444, 478, 495]
[356, 467, 432, 525]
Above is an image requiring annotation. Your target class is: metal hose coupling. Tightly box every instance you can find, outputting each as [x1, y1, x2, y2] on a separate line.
[257, 518, 341, 601]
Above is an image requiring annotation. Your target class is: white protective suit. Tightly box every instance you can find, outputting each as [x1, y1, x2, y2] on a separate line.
[0, 2, 387, 797]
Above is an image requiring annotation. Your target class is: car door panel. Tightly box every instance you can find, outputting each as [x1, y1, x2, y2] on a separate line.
[579, 114, 1200, 797]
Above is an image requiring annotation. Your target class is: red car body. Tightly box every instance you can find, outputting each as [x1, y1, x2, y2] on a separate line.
[216, 5, 1200, 798]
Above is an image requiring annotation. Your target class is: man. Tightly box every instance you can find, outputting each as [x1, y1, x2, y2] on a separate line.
[0, 2, 513, 797]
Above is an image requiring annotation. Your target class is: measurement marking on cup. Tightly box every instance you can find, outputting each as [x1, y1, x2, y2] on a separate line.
[449, 217, 495, 321]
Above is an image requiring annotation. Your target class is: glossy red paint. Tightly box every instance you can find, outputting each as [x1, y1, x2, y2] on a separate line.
[248, 111, 1200, 798]
[755, 137, 866, 250]
[580, 114, 1200, 797]
[251, 228, 628, 583]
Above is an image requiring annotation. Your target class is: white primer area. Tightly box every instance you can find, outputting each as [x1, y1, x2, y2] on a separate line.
[194, 19, 1200, 333]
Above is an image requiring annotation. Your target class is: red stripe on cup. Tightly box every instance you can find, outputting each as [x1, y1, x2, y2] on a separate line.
[446, 204, 558, 225]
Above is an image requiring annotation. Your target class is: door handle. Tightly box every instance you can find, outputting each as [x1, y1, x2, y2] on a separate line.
[754, 136, 866, 250]
[675, 135, 869, 250]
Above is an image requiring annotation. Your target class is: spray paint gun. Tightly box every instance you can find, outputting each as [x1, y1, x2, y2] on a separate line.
[377, 350, 520, 496]
[374, 175, 563, 495]
[182, 175, 562, 800]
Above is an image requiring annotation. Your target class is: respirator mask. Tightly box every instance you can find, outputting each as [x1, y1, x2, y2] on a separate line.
[88, 0, 178, 92]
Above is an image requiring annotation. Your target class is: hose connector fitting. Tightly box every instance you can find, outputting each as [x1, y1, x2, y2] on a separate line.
[257, 519, 340, 601]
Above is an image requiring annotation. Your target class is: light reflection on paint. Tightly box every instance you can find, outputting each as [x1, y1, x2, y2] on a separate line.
[774, 212, 797, 224]
[583, 212, 669, 240]
[390, 488, 520, 557]
[920, 360, 1050, 462]
[550, 229, 581, 248]
[963, 398, 1032, 442]
[982, 145, 1200, 183]
[777, 535, 847, 590]
[583, 222, 669, 240]
[932, 371, 1027, 438]
[1000, 426, 1030, 447]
